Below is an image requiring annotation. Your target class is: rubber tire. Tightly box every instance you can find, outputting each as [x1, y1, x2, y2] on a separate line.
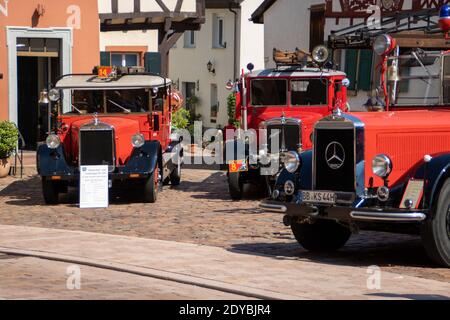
[170, 165, 181, 186]
[228, 172, 243, 201]
[291, 219, 351, 252]
[143, 168, 158, 203]
[421, 179, 450, 267]
[42, 177, 59, 205]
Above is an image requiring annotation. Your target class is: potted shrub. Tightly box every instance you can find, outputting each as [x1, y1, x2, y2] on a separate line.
[0, 121, 18, 178]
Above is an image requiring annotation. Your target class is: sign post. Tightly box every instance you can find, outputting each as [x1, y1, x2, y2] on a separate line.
[80, 165, 109, 209]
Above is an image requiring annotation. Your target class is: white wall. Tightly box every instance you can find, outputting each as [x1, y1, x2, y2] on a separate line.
[99, 30, 159, 52]
[169, 8, 237, 128]
[239, 0, 265, 72]
[263, 0, 323, 68]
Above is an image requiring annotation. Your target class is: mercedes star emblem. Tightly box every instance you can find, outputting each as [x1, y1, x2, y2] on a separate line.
[325, 142, 345, 170]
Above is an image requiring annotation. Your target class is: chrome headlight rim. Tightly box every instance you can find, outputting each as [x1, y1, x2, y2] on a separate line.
[373, 34, 394, 56]
[49, 88, 60, 102]
[372, 154, 393, 178]
[284, 180, 295, 196]
[131, 133, 145, 148]
[284, 151, 300, 173]
[46, 134, 61, 150]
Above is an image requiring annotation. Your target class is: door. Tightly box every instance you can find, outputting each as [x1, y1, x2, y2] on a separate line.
[310, 4, 326, 52]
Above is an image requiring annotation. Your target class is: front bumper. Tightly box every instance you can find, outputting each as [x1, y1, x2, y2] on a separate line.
[260, 201, 427, 223]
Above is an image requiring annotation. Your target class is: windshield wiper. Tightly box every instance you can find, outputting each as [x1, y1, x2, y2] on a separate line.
[107, 99, 131, 114]
[71, 104, 83, 114]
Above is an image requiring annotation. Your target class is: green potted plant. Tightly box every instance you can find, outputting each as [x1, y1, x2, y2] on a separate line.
[0, 121, 18, 178]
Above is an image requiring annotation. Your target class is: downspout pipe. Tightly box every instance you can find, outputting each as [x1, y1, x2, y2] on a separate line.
[229, 1, 239, 81]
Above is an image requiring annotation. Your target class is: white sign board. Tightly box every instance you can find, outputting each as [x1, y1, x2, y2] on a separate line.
[80, 165, 109, 209]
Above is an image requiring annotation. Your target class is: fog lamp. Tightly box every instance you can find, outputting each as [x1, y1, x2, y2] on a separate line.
[373, 35, 396, 56]
[372, 154, 392, 178]
[49, 89, 60, 102]
[377, 186, 390, 202]
[283, 151, 300, 173]
[46, 134, 60, 149]
[284, 180, 295, 196]
[131, 133, 145, 148]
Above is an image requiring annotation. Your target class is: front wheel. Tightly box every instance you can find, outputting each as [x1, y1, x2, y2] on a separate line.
[291, 219, 351, 252]
[143, 167, 159, 203]
[228, 172, 243, 201]
[42, 177, 59, 205]
[421, 179, 450, 267]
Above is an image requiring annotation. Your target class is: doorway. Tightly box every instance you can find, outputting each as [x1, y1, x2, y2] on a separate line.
[16, 38, 61, 150]
[309, 4, 326, 52]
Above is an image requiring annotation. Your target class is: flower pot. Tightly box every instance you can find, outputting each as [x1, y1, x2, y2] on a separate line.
[0, 158, 11, 178]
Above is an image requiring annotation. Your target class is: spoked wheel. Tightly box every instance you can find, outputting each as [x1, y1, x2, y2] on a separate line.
[422, 179, 450, 267]
[228, 172, 243, 201]
[291, 219, 351, 252]
[42, 177, 59, 205]
[143, 165, 159, 203]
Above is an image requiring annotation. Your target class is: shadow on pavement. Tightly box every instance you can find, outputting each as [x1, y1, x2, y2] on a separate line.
[227, 232, 446, 271]
[365, 293, 449, 300]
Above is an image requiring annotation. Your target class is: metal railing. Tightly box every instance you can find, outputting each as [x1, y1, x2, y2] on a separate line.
[11, 124, 25, 179]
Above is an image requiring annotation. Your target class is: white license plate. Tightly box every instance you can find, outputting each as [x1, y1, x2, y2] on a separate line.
[301, 191, 337, 204]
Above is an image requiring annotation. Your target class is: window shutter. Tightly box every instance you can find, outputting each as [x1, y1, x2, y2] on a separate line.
[345, 49, 373, 91]
[358, 50, 373, 91]
[344, 50, 357, 91]
[145, 52, 161, 74]
[100, 51, 111, 66]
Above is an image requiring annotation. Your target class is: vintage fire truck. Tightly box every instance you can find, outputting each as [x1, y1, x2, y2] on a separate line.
[226, 46, 350, 200]
[37, 66, 183, 204]
[261, 6, 450, 266]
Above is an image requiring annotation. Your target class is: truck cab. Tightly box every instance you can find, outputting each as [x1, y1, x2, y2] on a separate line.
[226, 47, 349, 200]
[37, 66, 183, 205]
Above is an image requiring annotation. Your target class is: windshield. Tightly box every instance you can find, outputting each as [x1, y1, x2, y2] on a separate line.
[390, 52, 442, 106]
[65, 89, 153, 115]
[250, 79, 287, 106]
[291, 79, 328, 106]
[444, 56, 450, 104]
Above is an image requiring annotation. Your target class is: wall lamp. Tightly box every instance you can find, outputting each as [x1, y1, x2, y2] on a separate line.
[207, 61, 216, 75]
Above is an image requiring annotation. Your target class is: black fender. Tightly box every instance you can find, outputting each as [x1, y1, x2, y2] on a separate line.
[37, 144, 73, 176]
[410, 153, 450, 212]
[121, 141, 160, 175]
[274, 150, 313, 191]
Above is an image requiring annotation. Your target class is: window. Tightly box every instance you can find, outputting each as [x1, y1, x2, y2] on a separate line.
[111, 53, 139, 67]
[210, 84, 219, 120]
[183, 82, 197, 111]
[444, 56, 450, 104]
[251, 79, 287, 106]
[184, 31, 196, 48]
[213, 15, 226, 48]
[291, 79, 328, 106]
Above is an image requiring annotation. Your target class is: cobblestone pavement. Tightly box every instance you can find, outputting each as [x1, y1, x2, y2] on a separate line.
[0, 254, 247, 300]
[0, 169, 449, 284]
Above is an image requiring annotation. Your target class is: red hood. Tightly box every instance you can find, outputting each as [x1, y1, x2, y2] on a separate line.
[348, 109, 450, 187]
[68, 116, 140, 166]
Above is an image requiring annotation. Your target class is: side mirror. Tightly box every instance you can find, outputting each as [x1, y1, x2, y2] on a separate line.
[342, 78, 350, 88]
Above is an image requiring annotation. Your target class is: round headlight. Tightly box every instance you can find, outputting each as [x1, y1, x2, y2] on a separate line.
[312, 45, 329, 64]
[373, 35, 395, 56]
[46, 134, 60, 149]
[284, 180, 295, 196]
[131, 133, 145, 148]
[284, 151, 300, 173]
[49, 89, 60, 102]
[372, 154, 393, 178]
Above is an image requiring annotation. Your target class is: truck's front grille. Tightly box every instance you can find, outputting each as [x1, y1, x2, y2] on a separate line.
[314, 128, 355, 192]
[79, 129, 115, 170]
[267, 124, 300, 153]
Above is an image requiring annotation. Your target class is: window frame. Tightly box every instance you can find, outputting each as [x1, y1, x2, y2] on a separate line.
[184, 30, 196, 48]
[110, 52, 140, 67]
[213, 14, 226, 49]
[250, 78, 288, 107]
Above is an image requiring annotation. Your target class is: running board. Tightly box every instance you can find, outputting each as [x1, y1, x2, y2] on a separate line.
[350, 211, 426, 222]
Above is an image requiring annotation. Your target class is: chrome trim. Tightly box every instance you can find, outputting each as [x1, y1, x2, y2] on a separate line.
[350, 211, 426, 222]
[79, 121, 116, 173]
[260, 203, 287, 213]
[260, 117, 302, 154]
